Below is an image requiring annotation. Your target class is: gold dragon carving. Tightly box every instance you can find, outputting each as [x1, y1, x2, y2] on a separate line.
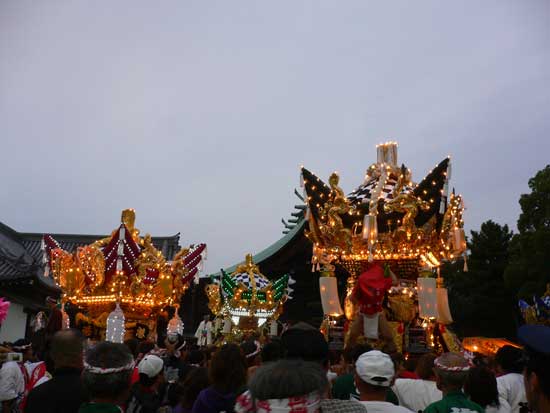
[317, 173, 353, 253]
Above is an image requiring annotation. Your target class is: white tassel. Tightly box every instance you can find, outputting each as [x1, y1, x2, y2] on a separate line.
[116, 258, 123, 271]
[106, 303, 125, 343]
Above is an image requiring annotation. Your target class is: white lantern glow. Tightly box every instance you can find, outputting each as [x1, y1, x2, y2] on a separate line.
[417, 277, 438, 319]
[437, 287, 453, 324]
[319, 277, 344, 316]
[106, 303, 125, 343]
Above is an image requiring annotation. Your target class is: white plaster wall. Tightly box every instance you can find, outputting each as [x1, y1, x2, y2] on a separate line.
[0, 303, 27, 343]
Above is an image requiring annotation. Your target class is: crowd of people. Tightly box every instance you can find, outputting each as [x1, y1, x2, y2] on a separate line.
[0, 321, 548, 413]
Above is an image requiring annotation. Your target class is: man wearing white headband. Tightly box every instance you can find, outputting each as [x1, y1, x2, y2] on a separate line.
[424, 352, 483, 413]
[235, 359, 367, 413]
[79, 342, 135, 413]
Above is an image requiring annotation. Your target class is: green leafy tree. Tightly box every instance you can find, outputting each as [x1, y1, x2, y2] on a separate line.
[442, 220, 516, 338]
[504, 165, 550, 299]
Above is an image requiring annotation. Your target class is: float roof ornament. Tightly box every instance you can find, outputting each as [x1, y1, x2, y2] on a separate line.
[206, 254, 293, 322]
[300, 141, 466, 267]
[42, 209, 206, 313]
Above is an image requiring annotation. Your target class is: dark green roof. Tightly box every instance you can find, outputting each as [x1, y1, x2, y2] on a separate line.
[210, 218, 306, 279]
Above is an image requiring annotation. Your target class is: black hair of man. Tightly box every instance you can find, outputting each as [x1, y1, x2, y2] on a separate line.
[50, 329, 84, 370]
[495, 345, 524, 374]
[280, 323, 329, 366]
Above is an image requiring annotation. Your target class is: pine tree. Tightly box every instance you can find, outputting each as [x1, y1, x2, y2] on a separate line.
[504, 165, 550, 299]
[442, 221, 515, 338]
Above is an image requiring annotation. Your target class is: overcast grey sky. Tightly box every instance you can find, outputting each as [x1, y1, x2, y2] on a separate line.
[1, 1, 549, 274]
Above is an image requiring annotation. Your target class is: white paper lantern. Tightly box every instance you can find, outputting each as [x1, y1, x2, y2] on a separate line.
[417, 277, 438, 318]
[106, 303, 125, 343]
[437, 287, 453, 324]
[319, 277, 344, 316]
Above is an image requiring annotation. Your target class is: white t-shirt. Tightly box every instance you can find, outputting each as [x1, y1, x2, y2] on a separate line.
[356, 400, 413, 413]
[497, 373, 526, 413]
[0, 362, 25, 402]
[485, 397, 512, 413]
[392, 378, 442, 412]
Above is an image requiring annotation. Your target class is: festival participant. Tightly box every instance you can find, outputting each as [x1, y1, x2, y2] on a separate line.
[79, 342, 134, 413]
[331, 344, 372, 400]
[25, 329, 88, 413]
[465, 366, 511, 413]
[0, 339, 48, 412]
[187, 350, 206, 368]
[392, 353, 442, 412]
[0, 346, 25, 413]
[495, 345, 527, 413]
[353, 350, 412, 413]
[191, 344, 247, 413]
[127, 354, 165, 413]
[423, 352, 483, 413]
[279, 322, 368, 412]
[259, 340, 283, 364]
[174, 367, 210, 413]
[518, 325, 550, 413]
[392, 353, 419, 379]
[45, 297, 63, 339]
[241, 339, 261, 377]
[156, 308, 170, 348]
[234, 359, 332, 413]
[194, 315, 213, 347]
[124, 338, 140, 360]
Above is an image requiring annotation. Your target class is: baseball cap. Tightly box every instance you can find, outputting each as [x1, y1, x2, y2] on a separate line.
[137, 354, 164, 378]
[518, 325, 550, 355]
[355, 350, 394, 387]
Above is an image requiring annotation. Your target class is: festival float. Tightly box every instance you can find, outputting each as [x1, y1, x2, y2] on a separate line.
[41, 209, 206, 342]
[205, 254, 293, 340]
[301, 142, 466, 353]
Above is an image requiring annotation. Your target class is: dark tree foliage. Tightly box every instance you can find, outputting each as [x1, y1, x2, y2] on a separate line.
[441, 220, 516, 338]
[504, 165, 550, 299]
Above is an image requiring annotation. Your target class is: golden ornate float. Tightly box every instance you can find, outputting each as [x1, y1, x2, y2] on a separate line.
[301, 142, 466, 352]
